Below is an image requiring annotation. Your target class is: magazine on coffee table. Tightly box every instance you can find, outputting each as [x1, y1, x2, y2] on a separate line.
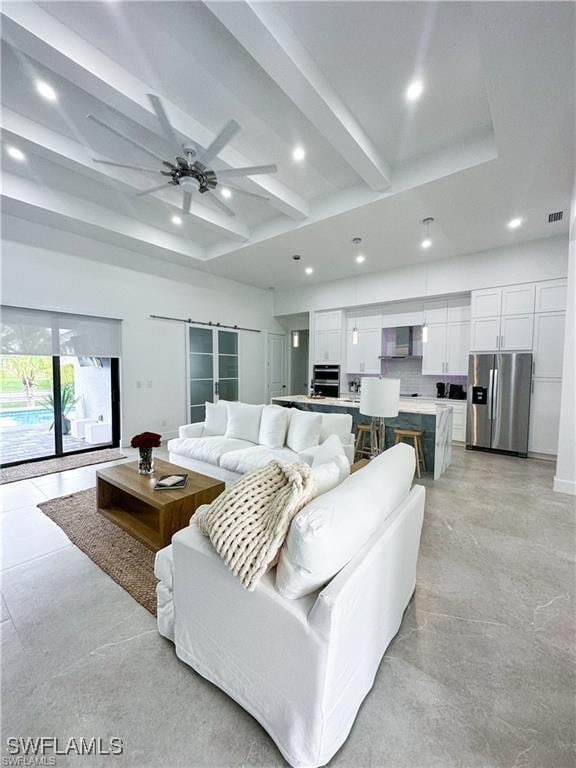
[154, 474, 188, 490]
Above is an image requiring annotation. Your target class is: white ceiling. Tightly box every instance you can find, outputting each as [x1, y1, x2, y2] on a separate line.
[1, 1, 573, 289]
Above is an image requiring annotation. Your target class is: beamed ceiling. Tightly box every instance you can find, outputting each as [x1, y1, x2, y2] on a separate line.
[1, 1, 574, 289]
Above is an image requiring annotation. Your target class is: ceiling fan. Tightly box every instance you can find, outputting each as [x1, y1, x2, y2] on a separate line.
[87, 94, 277, 217]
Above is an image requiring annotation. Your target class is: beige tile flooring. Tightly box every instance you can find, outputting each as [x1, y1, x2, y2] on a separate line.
[1, 447, 574, 767]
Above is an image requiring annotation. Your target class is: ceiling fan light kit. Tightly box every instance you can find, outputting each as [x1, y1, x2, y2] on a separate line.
[89, 93, 277, 218]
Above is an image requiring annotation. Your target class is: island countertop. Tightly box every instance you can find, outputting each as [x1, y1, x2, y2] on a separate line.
[272, 394, 451, 416]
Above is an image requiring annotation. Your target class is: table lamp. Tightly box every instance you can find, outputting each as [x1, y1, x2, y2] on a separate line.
[359, 377, 400, 456]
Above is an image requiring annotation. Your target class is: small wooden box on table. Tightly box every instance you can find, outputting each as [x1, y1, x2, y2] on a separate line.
[96, 458, 224, 552]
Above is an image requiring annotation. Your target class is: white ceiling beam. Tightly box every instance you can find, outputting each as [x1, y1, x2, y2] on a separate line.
[1, 2, 309, 221]
[1, 171, 207, 263]
[1, 109, 250, 243]
[205, 0, 392, 192]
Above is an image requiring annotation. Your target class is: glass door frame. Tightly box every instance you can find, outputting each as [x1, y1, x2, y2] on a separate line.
[0, 356, 121, 468]
[186, 324, 240, 424]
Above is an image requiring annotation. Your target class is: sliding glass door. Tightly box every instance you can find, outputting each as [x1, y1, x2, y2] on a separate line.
[0, 306, 121, 467]
[188, 326, 239, 423]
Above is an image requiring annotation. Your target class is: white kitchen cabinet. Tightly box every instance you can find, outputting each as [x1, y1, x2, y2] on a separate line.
[533, 312, 565, 378]
[424, 300, 448, 325]
[315, 330, 341, 363]
[501, 284, 535, 316]
[421, 323, 447, 375]
[315, 310, 343, 332]
[447, 297, 471, 322]
[529, 378, 562, 455]
[470, 316, 501, 351]
[345, 328, 381, 374]
[471, 288, 502, 319]
[500, 313, 534, 350]
[446, 321, 470, 375]
[535, 279, 567, 313]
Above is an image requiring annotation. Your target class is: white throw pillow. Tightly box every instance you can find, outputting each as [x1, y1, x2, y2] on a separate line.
[319, 413, 353, 445]
[310, 461, 342, 497]
[286, 409, 322, 452]
[275, 442, 416, 599]
[300, 435, 350, 484]
[204, 400, 228, 436]
[258, 405, 289, 449]
[225, 402, 264, 444]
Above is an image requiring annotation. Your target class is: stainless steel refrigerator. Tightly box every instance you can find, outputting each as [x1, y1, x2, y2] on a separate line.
[466, 353, 532, 456]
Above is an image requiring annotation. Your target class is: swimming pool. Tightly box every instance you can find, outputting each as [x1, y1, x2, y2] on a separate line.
[0, 407, 75, 426]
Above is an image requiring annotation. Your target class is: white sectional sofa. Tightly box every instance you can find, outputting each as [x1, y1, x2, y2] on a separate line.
[168, 400, 355, 484]
[155, 442, 424, 768]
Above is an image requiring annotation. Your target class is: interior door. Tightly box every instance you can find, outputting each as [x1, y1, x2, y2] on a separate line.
[268, 333, 287, 401]
[188, 327, 215, 423]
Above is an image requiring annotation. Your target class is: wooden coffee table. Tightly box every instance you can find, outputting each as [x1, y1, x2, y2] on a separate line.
[96, 458, 225, 552]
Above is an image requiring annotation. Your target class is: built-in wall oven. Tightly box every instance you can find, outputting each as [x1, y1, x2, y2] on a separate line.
[312, 364, 340, 397]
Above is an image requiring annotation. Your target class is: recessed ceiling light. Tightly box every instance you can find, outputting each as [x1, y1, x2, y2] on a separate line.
[405, 80, 424, 102]
[6, 145, 26, 161]
[305, 266, 314, 275]
[221, 187, 232, 199]
[420, 238, 432, 249]
[171, 215, 182, 226]
[36, 80, 57, 102]
[355, 254, 366, 264]
[292, 146, 306, 162]
[507, 217, 523, 229]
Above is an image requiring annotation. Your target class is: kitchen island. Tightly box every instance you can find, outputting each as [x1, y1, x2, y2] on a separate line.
[272, 395, 452, 479]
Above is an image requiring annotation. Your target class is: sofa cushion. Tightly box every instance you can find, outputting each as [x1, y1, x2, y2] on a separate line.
[319, 412, 353, 445]
[275, 442, 416, 599]
[225, 402, 264, 444]
[154, 545, 174, 590]
[309, 461, 342, 497]
[168, 436, 255, 465]
[300, 435, 350, 484]
[204, 400, 229, 436]
[286, 409, 322, 452]
[259, 405, 289, 449]
[219, 445, 299, 475]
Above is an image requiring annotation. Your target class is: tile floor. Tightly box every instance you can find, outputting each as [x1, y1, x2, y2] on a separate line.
[1, 447, 575, 767]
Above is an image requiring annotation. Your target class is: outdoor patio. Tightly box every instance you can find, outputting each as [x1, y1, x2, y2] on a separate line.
[0, 424, 102, 464]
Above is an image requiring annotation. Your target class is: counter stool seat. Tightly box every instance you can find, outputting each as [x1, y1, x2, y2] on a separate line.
[355, 423, 379, 460]
[394, 428, 426, 478]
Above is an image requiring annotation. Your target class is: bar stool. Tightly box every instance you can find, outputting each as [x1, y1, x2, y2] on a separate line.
[394, 428, 426, 478]
[355, 423, 379, 460]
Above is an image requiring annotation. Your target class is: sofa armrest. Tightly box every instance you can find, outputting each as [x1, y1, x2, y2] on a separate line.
[178, 422, 205, 438]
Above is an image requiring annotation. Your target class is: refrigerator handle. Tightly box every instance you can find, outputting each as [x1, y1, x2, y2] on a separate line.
[492, 367, 499, 422]
[488, 368, 494, 419]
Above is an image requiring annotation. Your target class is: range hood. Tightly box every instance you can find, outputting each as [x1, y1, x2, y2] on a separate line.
[379, 326, 422, 358]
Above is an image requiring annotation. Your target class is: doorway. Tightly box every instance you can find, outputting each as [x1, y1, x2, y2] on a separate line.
[290, 330, 309, 395]
[188, 325, 239, 423]
[267, 333, 287, 401]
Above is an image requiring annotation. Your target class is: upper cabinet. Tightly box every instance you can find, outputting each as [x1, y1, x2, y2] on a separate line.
[470, 288, 502, 319]
[345, 314, 382, 374]
[470, 285, 535, 351]
[501, 284, 535, 315]
[533, 312, 566, 378]
[314, 311, 343, 363]
[535, 279, 567, 313]
[422, 299, 470, 375]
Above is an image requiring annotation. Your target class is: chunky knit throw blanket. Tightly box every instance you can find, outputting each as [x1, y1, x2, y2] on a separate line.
[196, 461, 314, 591]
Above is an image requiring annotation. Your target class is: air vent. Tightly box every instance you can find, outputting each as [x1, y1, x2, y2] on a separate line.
[548, 211, 563, 223]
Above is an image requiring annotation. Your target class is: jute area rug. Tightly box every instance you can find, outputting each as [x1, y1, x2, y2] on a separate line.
[1, 449, 126, 485]
[38, 488, 157, 615]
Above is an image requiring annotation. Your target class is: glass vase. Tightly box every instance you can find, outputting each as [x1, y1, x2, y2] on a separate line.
[138, 447, 154, 475]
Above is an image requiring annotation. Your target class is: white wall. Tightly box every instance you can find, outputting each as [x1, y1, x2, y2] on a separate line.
[555, 196, 576, 495]
[273, 236, 569, 315]
[1, 227, 282, 445]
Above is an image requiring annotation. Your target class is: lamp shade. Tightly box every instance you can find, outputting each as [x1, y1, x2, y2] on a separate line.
[359, 377, 400, 418]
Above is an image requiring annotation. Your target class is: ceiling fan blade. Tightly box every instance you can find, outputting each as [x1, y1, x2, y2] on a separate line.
[87, 114, 166, 163]
[223, 182, 269, 201]
[204, 189, 235, 217]
[92, 159, 160, 174]
[146, 94, 183, 158]
[182, 191, 192, 215]
[134, 182, 170, 197]
[195, 120, 240, 168]
[216, 164, 277, 179]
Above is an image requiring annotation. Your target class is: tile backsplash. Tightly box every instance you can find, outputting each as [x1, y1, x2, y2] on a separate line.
[344, 357, 467, 398]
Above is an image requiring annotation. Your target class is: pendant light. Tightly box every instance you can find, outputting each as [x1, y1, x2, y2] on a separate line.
[351, 244, 361, 345]
[421, 234, 432, 344]
[420, 217, 434, 249]
[352, 326, 359, 345]
[292, 330, 300, 348]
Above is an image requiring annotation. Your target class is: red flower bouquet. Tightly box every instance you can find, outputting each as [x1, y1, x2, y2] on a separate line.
[131, 431, 162, 449]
